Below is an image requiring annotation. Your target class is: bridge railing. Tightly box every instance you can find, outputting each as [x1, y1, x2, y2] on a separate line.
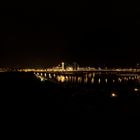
[17, 68, 140, 73]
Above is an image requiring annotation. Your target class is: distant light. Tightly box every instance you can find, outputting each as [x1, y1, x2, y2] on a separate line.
[134, 88, 139, 92]
[91, 78, 94, 83]
[60, 76, 65, 82]
[49, 73, 52, 78]
[67, 67, 73, 71]
[98, 78, 101, 84]
[111, 92, 118, 98]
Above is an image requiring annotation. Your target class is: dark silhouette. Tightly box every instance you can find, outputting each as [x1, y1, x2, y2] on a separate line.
[0, 72, 140, 121]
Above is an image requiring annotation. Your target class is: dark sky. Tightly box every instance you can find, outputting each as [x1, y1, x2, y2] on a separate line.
[0, 1, 139, 68]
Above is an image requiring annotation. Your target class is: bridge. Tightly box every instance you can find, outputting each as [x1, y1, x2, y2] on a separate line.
[19, 67, 140, 73]
[25, 68, 140, 84]
[1, 67, 140, 82]
[19, 68, 140, 78]
[1, 65, 140, 85]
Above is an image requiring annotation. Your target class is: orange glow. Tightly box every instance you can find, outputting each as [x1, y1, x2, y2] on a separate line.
[60, 76, 65, 82]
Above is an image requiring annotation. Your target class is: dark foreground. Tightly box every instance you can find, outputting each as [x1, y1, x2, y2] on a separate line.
[1, 72, 140, 121]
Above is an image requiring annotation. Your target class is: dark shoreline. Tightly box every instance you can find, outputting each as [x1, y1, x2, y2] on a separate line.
[1, 72, 140, 120]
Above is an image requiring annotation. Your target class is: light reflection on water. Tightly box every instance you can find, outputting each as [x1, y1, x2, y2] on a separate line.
[35, 72, 140, 86]
[53, 75, 140, 85]
[35, 73, 140, 97]
[91, 77, 94, 84]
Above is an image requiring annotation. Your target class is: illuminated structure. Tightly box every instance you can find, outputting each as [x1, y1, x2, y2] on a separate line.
[62, 62, 65, 70]
[2, 62, 140, 74]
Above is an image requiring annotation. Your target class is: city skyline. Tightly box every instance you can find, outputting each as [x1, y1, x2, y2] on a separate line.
[1, 61, 140, 71]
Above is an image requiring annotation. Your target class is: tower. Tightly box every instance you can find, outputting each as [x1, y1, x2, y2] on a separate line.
[62, 62, 65, 70]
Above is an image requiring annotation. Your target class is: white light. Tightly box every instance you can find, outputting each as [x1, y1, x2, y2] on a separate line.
[40, 77, 45, 82]
[91, 78, 94, 84]
[98, 78, 101, 84]
[49, 73, 52, 78]
[111, 92, 117, 98]
[134, 88, 139, 92]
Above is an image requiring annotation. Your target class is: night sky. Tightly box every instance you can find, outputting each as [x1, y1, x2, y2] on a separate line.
[0, 2, 139, 68]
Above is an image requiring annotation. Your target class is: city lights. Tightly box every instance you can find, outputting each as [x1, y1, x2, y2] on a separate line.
[134, 88, 139, 92]
[111, 92, 118, 98]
